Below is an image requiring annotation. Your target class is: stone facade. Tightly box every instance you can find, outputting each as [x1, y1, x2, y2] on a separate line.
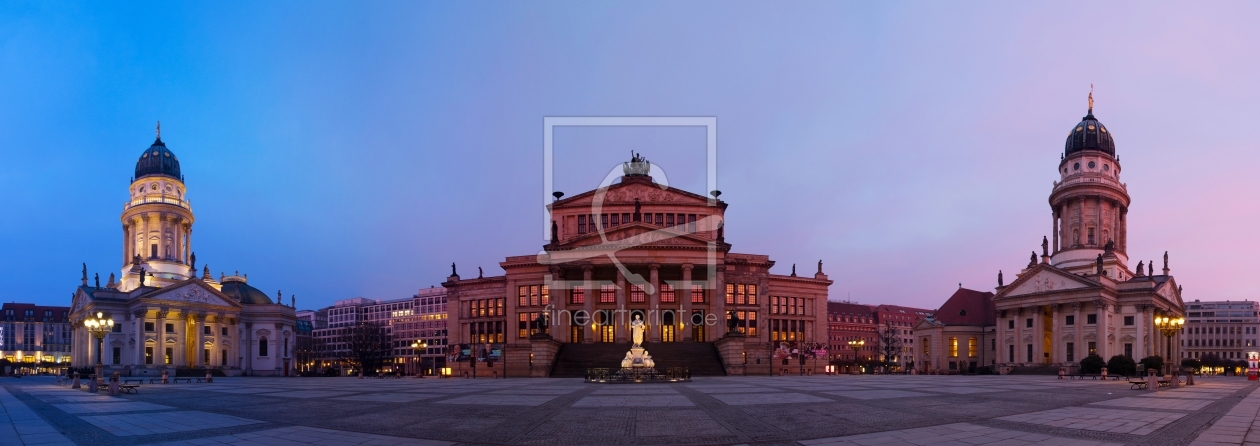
[443, 157, 832, 376]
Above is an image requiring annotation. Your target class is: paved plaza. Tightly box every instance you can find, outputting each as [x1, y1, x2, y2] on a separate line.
[0, 375, 1257, 445]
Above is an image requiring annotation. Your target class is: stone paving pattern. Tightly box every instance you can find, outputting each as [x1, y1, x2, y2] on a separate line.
[0, 374, 1257, 445]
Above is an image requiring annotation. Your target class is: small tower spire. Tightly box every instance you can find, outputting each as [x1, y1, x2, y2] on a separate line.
[156, 121, 161, 139]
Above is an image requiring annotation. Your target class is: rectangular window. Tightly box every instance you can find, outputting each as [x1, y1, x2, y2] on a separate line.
[610, 213, 619, 226]
[629, 284, 645, 303]
[1026, 318, 1033, 328]
[1124, 316, 1134, 326]
[654, 213, 663, 226]
[222, 350, 227, 365]
[1066, 342, 1075, 362]
[690, 285, 705, 303]
[660, 283, 675, 303]
[1026, 344, 1033, 362]
[541, 285, 550, 306]
[203, 326, 211, 335]
[578, 215, 587, 234]
[1087, 314, 1097, 324]
[666, 214, 674, 227]
[259, 339, 268, 357]
[145, 346, 154, 364]
[725, 284, 735, 304]
[1088, 228, 1095, 245]
[622, 213, 630, 224]
[1088, 341, 1096, 355]
[112, 347, 121, 364]
[967, 337, 978, 357]
[600, 284, 616, 303]
[571, 286, 585, 304]
[948, 337, 958, 357]
[1065, 315, 1075, 326]
[165, 347, 173, 364]
[601, 214, 608, 229]
[518, 286, 528, 307]
[145, 322, 155, 332]
[1124, 343, 1133, 357]
[530, 285, 540, 306]
[204, 348, 210, 363]
[687, 214, 697, 233]
[1009, 345, 1015, 362]
[1008, 320, 1014, 329]
[222, 326, 229, 336]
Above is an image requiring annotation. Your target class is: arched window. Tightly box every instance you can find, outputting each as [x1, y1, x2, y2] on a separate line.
[948, 337, 958, 357]
[968, 337, 978, 358]
[259, 337, 269, 357]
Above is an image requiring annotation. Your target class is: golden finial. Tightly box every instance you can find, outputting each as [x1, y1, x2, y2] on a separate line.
[1087, 84, 1094, 114]
[156, 121, 161, 139]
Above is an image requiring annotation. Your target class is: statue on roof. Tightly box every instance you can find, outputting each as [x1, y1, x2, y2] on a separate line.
[1136, 261, 1144, 276]
[478, 267, 483, 279]
[623, 151, 651, 176]
[451, 262, 457, 277]
[82, 263, 87, 282]
[791, 264, 796, 277]
[1042, 236, 1048, 257]
[190, 252, 196, 269]
[94, 273, 100, 289]
[1163, 251, 1169, 270]
[1148, 261, 1154, 277]
[1095, 254, 1103, 275]
[139, 268, 147, 286]
[1104, 240, 1114, 253]
[107, 273, 115, 288]
[817, 260, 823, 274]
[998, 270, 1004, 287]
[551, 220, 558, 244]
[1029, 251, 1036, 267]
[633, 198, 642, 222]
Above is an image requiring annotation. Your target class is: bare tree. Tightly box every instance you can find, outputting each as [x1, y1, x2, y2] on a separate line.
[874, 321, 903, 371]
[346, 322, 392, 375]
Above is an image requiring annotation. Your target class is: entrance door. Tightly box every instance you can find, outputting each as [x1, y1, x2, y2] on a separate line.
[599, 325, 616, 343]
[662, 325, 675, 342]
[570, 325, 584, 343]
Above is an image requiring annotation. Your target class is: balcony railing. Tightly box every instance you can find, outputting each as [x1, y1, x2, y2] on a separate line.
[123, 196, 192, 211]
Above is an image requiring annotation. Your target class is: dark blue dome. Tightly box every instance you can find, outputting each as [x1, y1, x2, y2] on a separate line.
[1064, 112, 1115, 157]
[135, 137, 182, 181]
[218, 278, 274, 305]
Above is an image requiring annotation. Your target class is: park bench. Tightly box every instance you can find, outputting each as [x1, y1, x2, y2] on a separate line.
[172, 378, 193, 383]
[148, 378, 166, 384]
[123, 379, 143, 384]
[1128, 378, 1147, 390]
[119, 384, 139, 394]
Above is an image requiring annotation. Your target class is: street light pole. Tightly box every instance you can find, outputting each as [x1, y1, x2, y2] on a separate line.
[411, 340, 427, 377]
[83, 312, 114, 393]
[847, 339, 865, 375]
[1154, 314, 1184, 376]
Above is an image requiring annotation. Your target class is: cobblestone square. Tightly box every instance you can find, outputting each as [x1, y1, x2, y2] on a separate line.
[3, 375, 1259, 445]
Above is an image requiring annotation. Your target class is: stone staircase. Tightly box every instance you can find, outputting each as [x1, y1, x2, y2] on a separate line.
[550, 342, 727, 377]
[1005, 365, 1062, 375]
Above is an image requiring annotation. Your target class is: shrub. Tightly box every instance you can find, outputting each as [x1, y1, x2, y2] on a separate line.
[1079, 354, 1105, 374]
[1181, 358, 1201, 371]
[1139, 356, 1164, 373]
[1107, 355, 1137, 376]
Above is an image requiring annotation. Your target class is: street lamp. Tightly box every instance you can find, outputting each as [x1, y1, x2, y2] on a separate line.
[847, 339, 865, 375]
[411, 340, 428, 377]
[1154, 314, 1185, 375]
[83, 312, 114, 393]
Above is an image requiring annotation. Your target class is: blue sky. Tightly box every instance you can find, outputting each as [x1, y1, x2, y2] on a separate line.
[3, 2, 1260, 310]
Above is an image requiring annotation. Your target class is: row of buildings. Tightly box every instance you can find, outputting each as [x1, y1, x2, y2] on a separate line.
[35, 98, 1250, 377]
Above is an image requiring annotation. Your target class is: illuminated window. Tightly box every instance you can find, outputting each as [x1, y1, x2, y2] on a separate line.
[629, 284, 645, 303]
[967, 337, 977, 357]
[571, 286, 584, 304]
[948, 337, 958, 357]
[659, 283, 675, 303]
[690, 285, 705, 303]
[600, 284, 616, 303]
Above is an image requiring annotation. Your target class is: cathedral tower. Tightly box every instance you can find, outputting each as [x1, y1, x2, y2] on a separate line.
[1048, 92, 1132, 277]
[119, 123, 196, 290]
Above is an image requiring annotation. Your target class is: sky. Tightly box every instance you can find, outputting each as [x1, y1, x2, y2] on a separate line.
[2, 2, 1260, 311]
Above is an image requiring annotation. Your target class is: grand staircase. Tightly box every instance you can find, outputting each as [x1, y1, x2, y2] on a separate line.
[1005, 365, 1062, 375]
[550, 342, 726, 377]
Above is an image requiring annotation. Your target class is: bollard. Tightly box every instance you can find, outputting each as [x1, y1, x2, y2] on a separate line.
[161, 370, 169, 384]
[1101, 367, 1108, 380]
[1146, 368, 1159, 392]
[109, 372, 120, 396]
[1170, 370, 1180, 388]
[72, 372, 81, 389]
[88, 374, 98, 393]
[1186, 368, 1195, 386]
[206, 370, 213, 383]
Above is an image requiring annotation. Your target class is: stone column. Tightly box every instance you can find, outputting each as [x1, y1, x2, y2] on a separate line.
[140, 213, 150, 259]
[1134, 305, 1146, 358]
[1096, 302, 1110, 359]
[1051, 305, 1060, 364]
[155, 309, 167, 366]
[681, 264, 694, 342]
[1051, 212, 1058, 254]
[133, 309, 146, 367]
[157, 214, 167, 261]
[582, 265, 593, 344]
[648, 263, 660, 343]
[1014, 307, 1023, 363]
[195, 313, 206, 367]
[122, 224, 129, 266]
[614, 268, 626, 342]
[186, 227, 193, 266]
[1031, 306, 1043, 364]
[713, 265, 726, 342]
[1073, 302, 1083, 360]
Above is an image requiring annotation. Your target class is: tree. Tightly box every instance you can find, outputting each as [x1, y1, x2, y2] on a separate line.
[1139, 356, 1164, 373]
[345, 322, 392, 375]
[1079, 354, 1105, 374]
[1180, 358, 1201, 371]
[1107, 355, 1136, 376]
[873, 321, 904, 372]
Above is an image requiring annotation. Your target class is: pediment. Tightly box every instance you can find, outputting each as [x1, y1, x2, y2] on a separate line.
[1120, 334, 1135, 342]
[1083, 332, 1097, 340]
[1001, 266, 1097, 299]
[559, 223, 716, 250]
[1022, 334, 1033, 343]
[142, 281, 240, 309]
[1156, 278, 1184, 309]
[1005, 336, 1014, 344]
[559, 182, 710, 208]
[71, 292, 88, 313]
[1060, 333, 1075, 341]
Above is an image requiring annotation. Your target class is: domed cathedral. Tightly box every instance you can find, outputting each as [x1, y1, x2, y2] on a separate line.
[443, 154, 834, 377]
[69, 124, 297, 377]
[992, 93, 1185, 372]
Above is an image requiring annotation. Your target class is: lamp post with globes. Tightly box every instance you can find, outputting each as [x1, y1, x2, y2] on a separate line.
[83, 312, 114, 393]
[411, 340, 428, 377]
[1154, 314, 1185, 376]
[847, 339, 865, 375]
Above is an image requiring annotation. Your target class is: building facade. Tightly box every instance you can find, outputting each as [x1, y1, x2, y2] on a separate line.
[915, 288, 997, 373]
[874, 304, 934, 367]
[1183, 300, 1260, 361]
[443, 155, 833, 376]
[826, 302, 875, 366]
[0, 304, 72, 373]
[69, 129, 297, 377]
